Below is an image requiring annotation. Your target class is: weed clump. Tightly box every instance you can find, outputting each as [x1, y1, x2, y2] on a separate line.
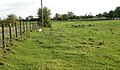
[80, 41, 87, 44]
[98, 41, 105, 46]
[34, 39, 44, 44]
[0, 62, 4, 65]
[71, 24, 95, 28]
[6, 42, 15, 47]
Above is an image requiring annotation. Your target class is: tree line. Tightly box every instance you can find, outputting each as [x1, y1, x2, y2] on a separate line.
[53, 12, 93, 21]
[53, 6, 120, 21]
[96, 6, 120, 20]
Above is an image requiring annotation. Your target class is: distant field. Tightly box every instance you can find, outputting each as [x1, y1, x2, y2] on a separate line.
[0, 20, 120, 70]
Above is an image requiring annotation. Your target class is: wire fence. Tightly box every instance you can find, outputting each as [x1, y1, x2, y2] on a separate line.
[1, 20, 38, 49]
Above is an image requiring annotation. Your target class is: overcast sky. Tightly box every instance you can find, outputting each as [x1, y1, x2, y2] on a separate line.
[0, 0, 120, 18]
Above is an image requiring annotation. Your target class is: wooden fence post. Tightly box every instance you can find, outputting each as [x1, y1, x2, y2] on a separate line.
[31, 23, 33, 32]
[26, 21, 28, 32]
[20, 20, 22, 35]
[15, 22, 18, 38]
[30, 22, 32, 32]
[2, 23, 5, 48]
[35, 22, 37, 30]
[32, 23, 35, 30]
[23, 21, 25, 33]
[34, 23, 36, 30]
[9, 23, 12, 43]
[36, 22, 38, 30]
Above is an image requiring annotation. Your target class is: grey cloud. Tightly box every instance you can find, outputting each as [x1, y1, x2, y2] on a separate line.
[0, 0, 39, 18]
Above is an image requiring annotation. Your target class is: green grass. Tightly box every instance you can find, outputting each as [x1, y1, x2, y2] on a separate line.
[0, 20, 120, 70]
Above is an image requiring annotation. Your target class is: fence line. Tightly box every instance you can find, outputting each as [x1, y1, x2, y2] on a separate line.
[1, 21, 38, 49]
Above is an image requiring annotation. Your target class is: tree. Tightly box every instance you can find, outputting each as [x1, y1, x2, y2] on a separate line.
[6, 14, 18, 26]
[54, 13, 62, 20]
[37, 7, 51, 28]
[62, 14, 69, 20]
[108, 10, 115, 19]
[7, 14, 18, 22]
[115, 6, 120, 18]
[26, 15, 34, 21]
[96, 13, 103, 18]
[67, 12, 74, 19]
[73, 15, 77, 19]
[87, 13, 93, 18]
[103, 12, 108, 19]
[29, 15, 34, 19]
[26, 17, 29, 21]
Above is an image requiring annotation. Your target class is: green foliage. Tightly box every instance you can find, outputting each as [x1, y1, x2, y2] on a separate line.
[102, 12, 108, 18]
[0, 14, 18, 27]
[25, 15, 34, 21]
[6, 14, 18, 26]
[67, 12, 74, 19]
[53, 12, 94, 21]
[53, 12, 76, 21]
[54, 13, 62, 20]
[96, 13, 103, 18]
[62, 14, 69, 20]
[115, 6, 120, 17]
[37, 7, 51, 28]
[108, 10, 115, 19]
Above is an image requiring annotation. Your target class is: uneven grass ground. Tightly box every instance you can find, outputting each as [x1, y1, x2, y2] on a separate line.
[0, 20, 120, 70]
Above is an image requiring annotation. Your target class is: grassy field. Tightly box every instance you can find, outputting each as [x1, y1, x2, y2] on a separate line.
[0, 20, 120, 70]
